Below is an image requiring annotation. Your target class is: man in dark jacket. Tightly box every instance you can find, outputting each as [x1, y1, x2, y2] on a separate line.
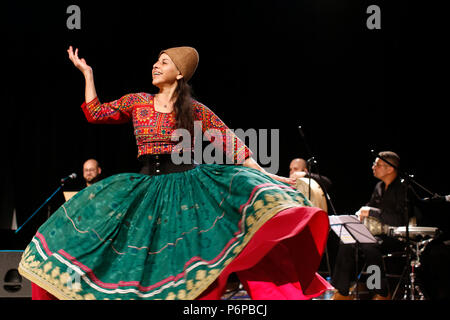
[332, 151, 407, 300]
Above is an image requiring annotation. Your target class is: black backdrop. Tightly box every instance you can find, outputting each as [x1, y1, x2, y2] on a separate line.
[1, 0, 449, 247]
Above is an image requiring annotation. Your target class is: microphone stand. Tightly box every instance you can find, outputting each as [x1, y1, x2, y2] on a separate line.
[297, 125, 335, 284]
[298, 126, 337, 214]
[306, 157, 315, 200]
[15, 179, 67, 234]
[370, 150, 435, 300]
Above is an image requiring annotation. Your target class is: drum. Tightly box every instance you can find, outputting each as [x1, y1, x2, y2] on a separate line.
[295, 177, 328, 212]
[363, 216, 439, 240]
[392, 226, 439, 240]
[363, 216, 391, 236]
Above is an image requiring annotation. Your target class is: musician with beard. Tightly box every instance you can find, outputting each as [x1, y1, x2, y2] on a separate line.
[82, 159, 102, 187]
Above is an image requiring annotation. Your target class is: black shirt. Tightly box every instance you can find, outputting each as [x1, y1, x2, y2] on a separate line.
[367, 176, 408, 226]
[306, 173, 332, 194]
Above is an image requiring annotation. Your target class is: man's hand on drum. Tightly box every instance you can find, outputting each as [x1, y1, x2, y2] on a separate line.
[357, 206, 371, 221]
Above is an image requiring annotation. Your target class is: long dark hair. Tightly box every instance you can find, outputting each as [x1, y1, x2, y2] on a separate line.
[173, 78, 194, 134]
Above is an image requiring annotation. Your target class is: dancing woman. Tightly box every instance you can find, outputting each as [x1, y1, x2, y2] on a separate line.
[18, 46, 331, 300]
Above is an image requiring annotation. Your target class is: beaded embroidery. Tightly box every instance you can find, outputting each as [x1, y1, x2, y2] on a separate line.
[82, 93, 251, 162]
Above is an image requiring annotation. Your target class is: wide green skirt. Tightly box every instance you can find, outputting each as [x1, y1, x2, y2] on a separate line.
[18, 164, 329, 300]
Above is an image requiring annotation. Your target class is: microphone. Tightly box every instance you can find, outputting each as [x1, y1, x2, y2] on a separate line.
[306, 157, 317, 166]
[297, 125, 313, 155]
[60, 173, 77, 184]
[297, 125, 306, 139]
[422, 194, 450, 203]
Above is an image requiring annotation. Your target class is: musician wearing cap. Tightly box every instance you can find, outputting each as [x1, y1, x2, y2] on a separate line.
[357, 151, 406, 226]
[331, 151, 408, 300]
[18, 46, 332, 300]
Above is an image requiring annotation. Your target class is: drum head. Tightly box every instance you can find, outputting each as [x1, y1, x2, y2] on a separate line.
[393, 226, 439, 240]
[363, 216, 384, 236]
[295, 177, 328, 212]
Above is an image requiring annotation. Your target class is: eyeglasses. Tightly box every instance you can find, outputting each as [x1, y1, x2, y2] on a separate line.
[372, 162, 389, 168]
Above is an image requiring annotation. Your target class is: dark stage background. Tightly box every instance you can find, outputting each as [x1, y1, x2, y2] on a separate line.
[1, 0, 449, 248]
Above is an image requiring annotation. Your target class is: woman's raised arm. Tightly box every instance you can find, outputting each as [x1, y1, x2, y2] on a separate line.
[67, 46, 97, 103]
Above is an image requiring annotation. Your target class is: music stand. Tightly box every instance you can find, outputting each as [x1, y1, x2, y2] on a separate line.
[63, 191, 78, 201]
[329, 215, 378, 299]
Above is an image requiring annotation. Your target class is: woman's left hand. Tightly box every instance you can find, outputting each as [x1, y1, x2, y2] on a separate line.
[242, 158, 297, 186]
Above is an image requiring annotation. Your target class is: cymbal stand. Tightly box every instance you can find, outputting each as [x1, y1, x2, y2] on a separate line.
[394, 237, 432, 300]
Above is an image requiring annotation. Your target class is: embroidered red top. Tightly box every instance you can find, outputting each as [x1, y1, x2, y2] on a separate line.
[81, 93, 252, 163]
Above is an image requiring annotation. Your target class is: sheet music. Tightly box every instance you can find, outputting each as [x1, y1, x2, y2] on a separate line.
[63, 191, 78, 201]
[329, 215, 377, 244]
[345, 222, 378, 244]
[330, 224, 356, 244]
[329, 214, 359, 225]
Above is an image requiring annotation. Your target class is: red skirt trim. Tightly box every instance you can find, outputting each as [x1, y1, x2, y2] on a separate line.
[198, 206, 332, 300]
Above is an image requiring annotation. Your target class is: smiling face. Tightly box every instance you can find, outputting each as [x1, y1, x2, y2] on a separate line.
[151, 53, 183, 87]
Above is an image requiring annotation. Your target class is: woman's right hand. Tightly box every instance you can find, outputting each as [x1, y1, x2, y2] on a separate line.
[67, 46, 98, 102]
[67, 46, 93, 76]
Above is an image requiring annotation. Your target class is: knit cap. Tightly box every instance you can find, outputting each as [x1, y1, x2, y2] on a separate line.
[159, 46, 199, 82]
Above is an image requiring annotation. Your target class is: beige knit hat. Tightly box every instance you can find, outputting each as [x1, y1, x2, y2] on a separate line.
[159, 46, 199, 82]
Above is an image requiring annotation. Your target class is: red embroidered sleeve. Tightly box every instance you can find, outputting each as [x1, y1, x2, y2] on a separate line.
[193, 101, 252, 164]
[81, 93, 147, 124]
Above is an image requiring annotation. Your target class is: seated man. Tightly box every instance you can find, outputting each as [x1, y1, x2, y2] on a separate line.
[289, 158, 332, 193]
[83, 158, 102, 187]
[289, 158, 333, 212]
[331, 151, 407, 300]
[64, 159, 103, 201]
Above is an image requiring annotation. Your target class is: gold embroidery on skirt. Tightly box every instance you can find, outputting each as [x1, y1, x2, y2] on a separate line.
[19, 187, 309, 300]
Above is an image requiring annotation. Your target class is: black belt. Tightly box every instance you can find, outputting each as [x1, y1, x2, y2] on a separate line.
[138, 153, 197, 175]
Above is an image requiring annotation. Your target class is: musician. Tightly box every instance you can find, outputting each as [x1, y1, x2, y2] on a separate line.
[82, 158, 102, 187]
[331, 151, 407, 300]
[357, 152, 406, 226]
[289, 158, 332, 194]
